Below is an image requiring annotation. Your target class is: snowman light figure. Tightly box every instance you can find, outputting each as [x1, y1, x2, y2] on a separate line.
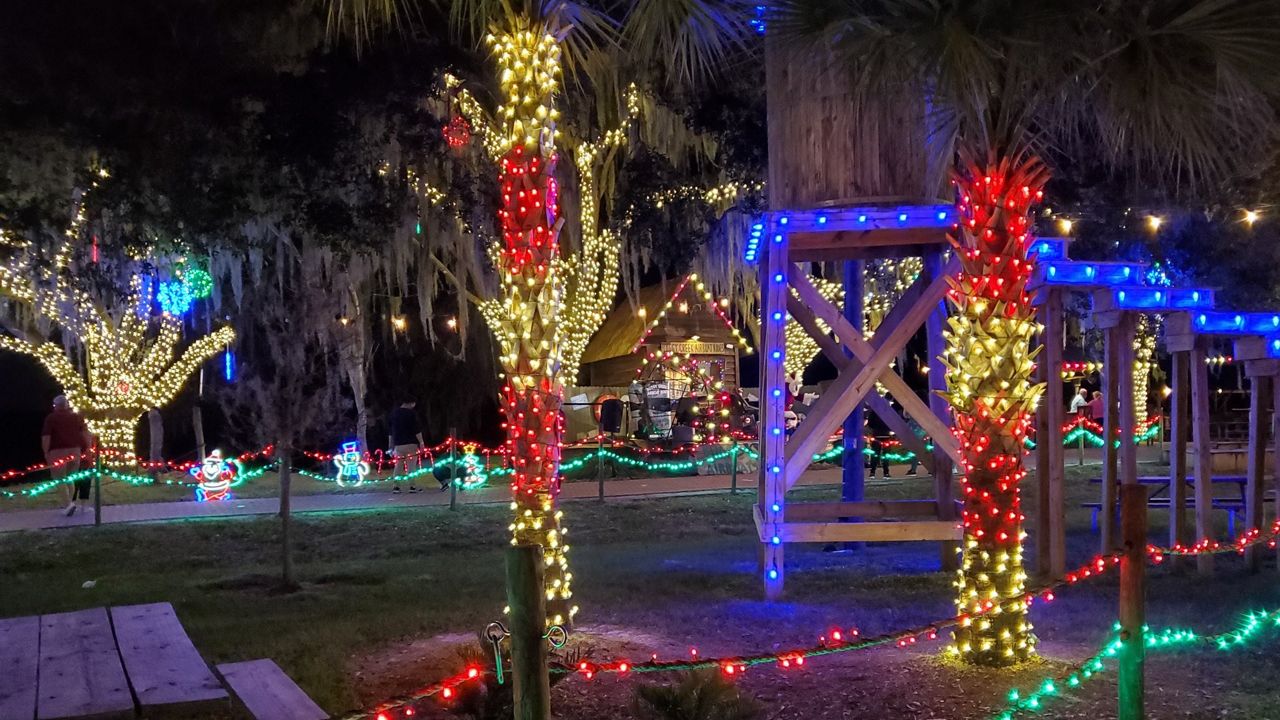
[190, 449, 240, 502]
[333, 441, 370, 488]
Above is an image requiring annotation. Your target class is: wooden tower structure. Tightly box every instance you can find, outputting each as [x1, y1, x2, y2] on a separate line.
[753, 41, 963, 597]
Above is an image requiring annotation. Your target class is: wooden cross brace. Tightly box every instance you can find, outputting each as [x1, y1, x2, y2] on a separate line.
[782, 258, 962, 489]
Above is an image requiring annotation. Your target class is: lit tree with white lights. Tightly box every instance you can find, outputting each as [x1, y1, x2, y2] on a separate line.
[0, 187, 233, 466]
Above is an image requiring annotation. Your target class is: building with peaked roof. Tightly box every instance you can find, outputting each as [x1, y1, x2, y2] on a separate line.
[577, 274, 753, 389]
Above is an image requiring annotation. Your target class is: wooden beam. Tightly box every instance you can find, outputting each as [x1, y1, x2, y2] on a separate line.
[1035, 307, 1053, 577]
[1190, 341, 1215, 575]
[783, 499, 951, 522]
[758, 230, 789, 597]
[1170, 351, 1190, 556]
[1102, 321, 1122, 552]
[924, 251, 958, 571]
[786, 294, 935, 474]
[1044, 289, 1067, 578]
[1246, 375, 1269, 571]
[773, 520, 963, 543]
[1273, 379, 1280, 573]
[789, 263, 961, 462]
[1118, 315, 1139, 495]
[782, 264, 954, 488]
[790, 242, 951, 263]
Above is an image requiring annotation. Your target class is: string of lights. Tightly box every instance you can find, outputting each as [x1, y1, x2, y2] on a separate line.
[339, 550, 1135, 720]
[992, 607, 1280, 719]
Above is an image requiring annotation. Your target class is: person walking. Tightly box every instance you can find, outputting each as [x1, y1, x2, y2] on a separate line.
[387, 399, 426, 493]
[42, 395, 93, 516]
[865, 411, 892, 478]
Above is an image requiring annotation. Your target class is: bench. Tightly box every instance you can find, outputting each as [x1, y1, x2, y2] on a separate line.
[38, 608, 134, 719]
[111, 603, 228, 712]
[1082, 497, 1253, 536]
[2, 602, 232, 719]
[218, 659, 328, 720]
[0, 616, 39, 719]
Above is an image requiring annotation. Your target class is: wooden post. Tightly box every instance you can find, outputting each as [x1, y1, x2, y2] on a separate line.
[505, 545, 551, 720]
[842, 260, 866, 511]
[1043, 289, 1067, 578]
[924, 251, 956, 570]
[449, 430, 459, 512]
[1118, 314, 1138, 491]
[730, 441, 739, 494]
[596, 433, 605, 502]
[1169, 352, 1190, 562]
[93, 453, 103, 527]
[759, 225, 789, 598]
[1118, 483, 1147, 720]
[1246, 374, 1269, 571]
[1102, 323, 1122, 552]
[1273, 380, 1280, 572]
[1035, 309, 1052, 578]
[1190, 342, 1214, 575]
[278, 445, 295, 586]
[192, 405, 206, 462]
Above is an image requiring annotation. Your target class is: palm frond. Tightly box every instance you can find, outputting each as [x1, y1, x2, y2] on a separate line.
[1082, 0, 1280, 189]
[319, 0, 414, 53]
[620, 0, 758, 88]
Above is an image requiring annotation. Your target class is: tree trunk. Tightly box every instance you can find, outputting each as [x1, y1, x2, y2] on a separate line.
[494, 19, 574, 628]
[147, 409, 163, 477]
[83, 409, 143, 468]
[946, 150, 1049, 667]
[278, 444, 295, 588]
[192, 405, 206, 462]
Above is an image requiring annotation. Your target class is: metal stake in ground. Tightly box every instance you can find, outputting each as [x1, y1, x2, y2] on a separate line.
[506, 544, 551, 720]
[1118, 483, 1147, 720]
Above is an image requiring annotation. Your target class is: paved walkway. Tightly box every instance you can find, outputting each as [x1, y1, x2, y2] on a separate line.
[0, 467, 864, 534]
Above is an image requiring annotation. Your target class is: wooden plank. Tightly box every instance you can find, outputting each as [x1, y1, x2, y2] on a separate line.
[110, 603, 227, 710]
[37, 608, 134, 720]
[217, 660, 326, 720]
[785, 294, 935, 474]
[1102, 322, 1122, 552]
[1273, 379, 1280, 572]
[775, 520, 962, 543]
[1170, 351, 1190, 554]
[784, 499, 946, 521]
[923, 251, 957, 571]
[1044, 290, 1067, 578]
[1190, 341, 1215, 575]
[788, 267, 957, 464]
[783, 262, 956, 487]
[1246, 376, 1270, 570]
[1118, 484, 1147, 720]
[0, 616, 40, 720]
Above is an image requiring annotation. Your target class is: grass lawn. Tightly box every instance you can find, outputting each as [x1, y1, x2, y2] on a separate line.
[2, 460, 1279, 719]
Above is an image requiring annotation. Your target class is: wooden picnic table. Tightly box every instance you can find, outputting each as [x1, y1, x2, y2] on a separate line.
[0, 601, 328, 719]
[1084, 475, 1269, 536]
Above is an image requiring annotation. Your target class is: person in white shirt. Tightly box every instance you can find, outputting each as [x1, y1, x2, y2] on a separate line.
[1069, 386, 1089, 415]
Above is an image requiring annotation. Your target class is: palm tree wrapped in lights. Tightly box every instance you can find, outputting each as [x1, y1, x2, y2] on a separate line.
[775, 0, 1280, 666]
[326, 0, 752, 626]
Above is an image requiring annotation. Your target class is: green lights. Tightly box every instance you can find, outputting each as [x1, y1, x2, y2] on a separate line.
[991, 608, 1280, 718]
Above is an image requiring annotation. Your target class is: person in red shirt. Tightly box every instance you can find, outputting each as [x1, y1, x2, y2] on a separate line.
[42, 395, 93, 516]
